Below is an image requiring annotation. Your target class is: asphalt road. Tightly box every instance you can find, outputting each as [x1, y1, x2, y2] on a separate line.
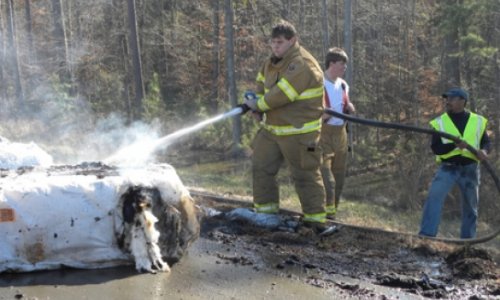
[0, 235, 422, 300]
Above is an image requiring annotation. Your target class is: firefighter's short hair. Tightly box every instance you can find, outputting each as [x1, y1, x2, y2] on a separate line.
[325, 47, 348, 70]
[271, 20, 297, 40]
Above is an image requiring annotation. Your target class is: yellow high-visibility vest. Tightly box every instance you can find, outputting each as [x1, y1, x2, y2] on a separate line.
[430, 112, 487, 162]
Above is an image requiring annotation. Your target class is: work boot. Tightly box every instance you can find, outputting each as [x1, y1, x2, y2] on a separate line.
[325, 206, 336, 220]
[326, 213, 336, 220]
[302, 222, 338, 237]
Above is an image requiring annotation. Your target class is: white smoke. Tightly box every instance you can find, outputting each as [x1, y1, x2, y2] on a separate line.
[0, 93, 163, 167]
[0, 137, 53, 169]
[84, 114, 162, 166]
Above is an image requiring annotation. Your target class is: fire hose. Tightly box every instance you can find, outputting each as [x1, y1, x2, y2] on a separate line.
[323, 109, 500, 245]
[194, 107, 499, 245]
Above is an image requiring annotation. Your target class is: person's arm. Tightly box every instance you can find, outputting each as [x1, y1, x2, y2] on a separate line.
[244, 64, 265, 121]
[345, 102, 355, 113]
[255, 64, 266, 99]
[458, 124, 491, 160]
[476, 130, 491, 161]
[433, 128, 491, 161]
[342, 81, 355, 113]
[480, 130, 491, 153]
[430, 133, 456, 155]
[258, 59, 318, 111]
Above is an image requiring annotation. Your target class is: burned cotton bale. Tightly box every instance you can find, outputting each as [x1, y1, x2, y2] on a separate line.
[0, 163, 199, 273]
[116, 184, 200, 272]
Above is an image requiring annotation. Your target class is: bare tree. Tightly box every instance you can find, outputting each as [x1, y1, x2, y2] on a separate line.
[343, 0, 353, 156]
[158, 1, 170, 106]
[127, 0, 145, 120]
[332, 0, 341, 45]
[1, 0, 499, 176]
[298, 0, 304, 31]
[0, 0, 5, 100]
[6, 0, 24, 107]
[343, 0, 352, 86]
[493, 13, 500, 155]
[224, 0, 241, 150]
[320, 0, 329, 59]
[24, 0, 35, 64]
[440, 0, 461, 86]
[210, 0, 221, 114]
[50, 0, 70, 84]
[121, 34, 133, 122]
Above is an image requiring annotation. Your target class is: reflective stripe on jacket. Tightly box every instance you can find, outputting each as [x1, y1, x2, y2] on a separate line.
[430, 112, 487, 162]
[262, 118, 321, 136]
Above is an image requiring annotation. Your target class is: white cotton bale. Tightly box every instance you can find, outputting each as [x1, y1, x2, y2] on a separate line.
[0, 163, 199, 273]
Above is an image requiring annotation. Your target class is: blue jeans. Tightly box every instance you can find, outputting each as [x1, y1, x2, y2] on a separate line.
[419, 163, 480, 239]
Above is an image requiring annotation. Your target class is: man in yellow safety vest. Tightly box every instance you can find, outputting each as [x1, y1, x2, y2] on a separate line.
[419, 87, 490, 239]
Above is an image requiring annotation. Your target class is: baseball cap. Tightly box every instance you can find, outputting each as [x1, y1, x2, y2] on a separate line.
[442, 87, 468, 101]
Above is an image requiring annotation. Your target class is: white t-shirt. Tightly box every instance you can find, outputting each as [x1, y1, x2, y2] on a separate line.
[324, 77, 349, 126]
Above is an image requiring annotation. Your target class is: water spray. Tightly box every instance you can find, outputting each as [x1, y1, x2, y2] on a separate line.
[104, 106, 246, 166]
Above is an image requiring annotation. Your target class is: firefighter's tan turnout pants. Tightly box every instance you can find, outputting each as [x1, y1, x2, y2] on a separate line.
[252, 128, 326, 223]
[320, 124, 348, 215]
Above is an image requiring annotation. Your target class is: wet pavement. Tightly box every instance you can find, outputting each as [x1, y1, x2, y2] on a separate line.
[0, 240, 337, 300]
[0, 235, 427, 300]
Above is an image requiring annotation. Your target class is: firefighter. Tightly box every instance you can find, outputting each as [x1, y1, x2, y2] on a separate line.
[243, 20, 330, 234]
[419, 87, 490, 239]
[320, 47, 355, 219]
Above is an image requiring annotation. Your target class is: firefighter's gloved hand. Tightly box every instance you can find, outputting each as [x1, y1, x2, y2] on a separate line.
[236, 103, 251, 114]
[244, 98, 258, 112]
[244, 91, 258, 101]
[243, 91, 258, 111]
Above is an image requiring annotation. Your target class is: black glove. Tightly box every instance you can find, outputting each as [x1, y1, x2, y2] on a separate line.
[236, 103, 251, 114]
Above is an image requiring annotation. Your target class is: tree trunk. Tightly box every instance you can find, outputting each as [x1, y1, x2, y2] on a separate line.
[51, 0, 70, 84]
[463, 61, 476, 111]
[343, 0, 353, 156]
[409, 0, 420, 125]
[281, 0, 290, 20]
[24, 0, 35, 64]
[441, 14, 460, 85]
[298, 0, 304, 30]
[211, 0, 221, 114]
[320, 0, 329, 60]
[343, 0, 353, 86]
[373, 1, 383, 151]
[332, 0, 340, 45]
[494, 20, 500, 156]
[121, 33, 133, 123]
[0, 0, 5, 100]
[127, 0, 145, 120]
[157, 0, 169, 106]
[224, 0, 241, 152]
[6, 0, 24, 108]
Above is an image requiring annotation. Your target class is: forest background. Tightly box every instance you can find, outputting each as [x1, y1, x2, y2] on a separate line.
[0, 0, 499, 233]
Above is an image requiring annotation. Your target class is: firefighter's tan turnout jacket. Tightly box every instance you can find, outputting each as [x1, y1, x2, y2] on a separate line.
[255, 43, 324, 136]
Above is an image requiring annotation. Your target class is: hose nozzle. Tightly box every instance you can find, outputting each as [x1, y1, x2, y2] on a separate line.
[236, 103, 251, 114]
